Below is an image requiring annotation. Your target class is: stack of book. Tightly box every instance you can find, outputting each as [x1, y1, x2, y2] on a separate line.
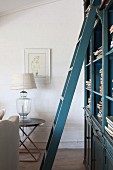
[105, 116, 113, 137]
[94, 47, 103, 60]
[87, 95, 91, 109]
[109, 25, 113, 34]
[97, 99, 102, 120]
[86, 79, 91, 89]
[99, 68, 102, 94]
[109, 25, 113, 49]
[85, 5, 90, 18]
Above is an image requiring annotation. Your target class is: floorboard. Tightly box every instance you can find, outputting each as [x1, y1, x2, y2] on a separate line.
[19, 149, 85, 170]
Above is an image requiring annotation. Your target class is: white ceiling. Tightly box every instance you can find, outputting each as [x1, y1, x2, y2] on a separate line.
[0, 0, 61, 16]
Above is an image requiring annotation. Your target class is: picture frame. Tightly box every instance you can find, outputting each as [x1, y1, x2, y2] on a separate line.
[24, 48, 51, 82]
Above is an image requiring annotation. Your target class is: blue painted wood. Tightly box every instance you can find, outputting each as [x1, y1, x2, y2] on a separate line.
[84, 3, 113, 169]
[102, 10, 108, 131]
[97, 10, 103, 23]
[106, 4, 113, 119]
[92, 135, 104, 170]
[106, 152, 113, 169]
[39, 5, 97, 170]
[91, 33, 95, 115]
[92, 0, 101, 6]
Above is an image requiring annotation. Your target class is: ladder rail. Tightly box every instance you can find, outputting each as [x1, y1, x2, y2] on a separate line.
[40, 4, 97, 170]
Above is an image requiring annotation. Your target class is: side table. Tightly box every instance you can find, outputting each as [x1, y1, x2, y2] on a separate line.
[19, 118, 45, 162]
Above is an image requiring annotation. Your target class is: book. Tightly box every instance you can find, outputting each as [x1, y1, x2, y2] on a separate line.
[86, 79, 91, 89]
[108, 124, 113, 132]
[85, 5, 90, 18]
[94, 48, 102, 56]
[109, 25, 113, 34]
[105, 126, 113, 137]
[87, 95, 91, 109]
[106, 116, 113, 128]
[106, 116, 113, 124]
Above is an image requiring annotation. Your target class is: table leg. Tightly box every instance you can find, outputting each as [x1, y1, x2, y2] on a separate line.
[19, 140, 37, 162]
[19, 126, 41, 162]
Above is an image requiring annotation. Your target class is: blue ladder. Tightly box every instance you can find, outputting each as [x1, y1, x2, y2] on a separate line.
[40, 2, 99, 170]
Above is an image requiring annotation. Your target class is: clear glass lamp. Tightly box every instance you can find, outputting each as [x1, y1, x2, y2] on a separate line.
[11, 73, 36, 122]
[16, 91, 31, 121]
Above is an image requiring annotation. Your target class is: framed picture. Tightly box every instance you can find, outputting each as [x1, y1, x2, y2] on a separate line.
[24, 48, 51, 82]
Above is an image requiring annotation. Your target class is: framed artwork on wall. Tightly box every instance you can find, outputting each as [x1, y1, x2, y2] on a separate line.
[24, 48, 51, 82]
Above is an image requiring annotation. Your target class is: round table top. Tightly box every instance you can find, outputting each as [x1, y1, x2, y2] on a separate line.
[19, 118, 45, 127]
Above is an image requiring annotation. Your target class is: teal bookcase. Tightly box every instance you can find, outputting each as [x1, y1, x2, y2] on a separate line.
[84, 0, 113, 169]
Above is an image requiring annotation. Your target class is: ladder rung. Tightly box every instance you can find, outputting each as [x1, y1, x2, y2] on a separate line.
[77, 36, 82, 44]
[60, 96, 64, 101]
[69, 67, 73, 72]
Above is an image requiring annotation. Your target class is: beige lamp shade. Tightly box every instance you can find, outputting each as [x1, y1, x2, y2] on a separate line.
[11, 73, 36, 90]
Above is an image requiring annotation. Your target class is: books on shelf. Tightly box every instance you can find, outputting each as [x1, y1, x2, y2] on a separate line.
[108, 123, 113, 131]
[106, 116, 113, 126]
[89, 55, 91, 63]
[85, 5, 90, 18]
[110, 40, 113, 49]
[94, 47, 102, 60]
[105, 116, 113, 137]
[86, 79, 91, 89]
[109, 25, 113, 34]
[99, 68, 102, 94]
[109, 25, 113, 51]
[87, 95, 91, 109]
[97, 99, 102, 120]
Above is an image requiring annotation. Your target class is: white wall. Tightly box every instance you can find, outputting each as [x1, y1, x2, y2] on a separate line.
[0, 0, 84, 148]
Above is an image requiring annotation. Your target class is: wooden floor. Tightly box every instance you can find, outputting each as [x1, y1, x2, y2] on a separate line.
[19, 149, 85, 170]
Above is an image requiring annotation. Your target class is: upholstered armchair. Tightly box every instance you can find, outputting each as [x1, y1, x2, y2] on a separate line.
[0, 115, 19, 170]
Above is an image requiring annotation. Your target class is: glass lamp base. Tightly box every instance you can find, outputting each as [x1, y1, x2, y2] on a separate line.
[19, 116, 31, 123]
[16, 91, 31, 123]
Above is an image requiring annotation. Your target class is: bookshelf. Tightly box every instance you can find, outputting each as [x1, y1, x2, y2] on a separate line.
[84, 0, 113, 170]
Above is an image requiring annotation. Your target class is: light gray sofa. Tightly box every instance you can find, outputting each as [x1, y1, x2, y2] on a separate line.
[0, 115, 19, 170]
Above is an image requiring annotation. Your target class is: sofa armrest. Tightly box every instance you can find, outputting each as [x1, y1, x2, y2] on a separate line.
[0, 116, 19, 170]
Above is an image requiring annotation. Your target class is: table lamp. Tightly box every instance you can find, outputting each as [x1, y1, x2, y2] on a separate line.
[11, 73, 36, 122]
